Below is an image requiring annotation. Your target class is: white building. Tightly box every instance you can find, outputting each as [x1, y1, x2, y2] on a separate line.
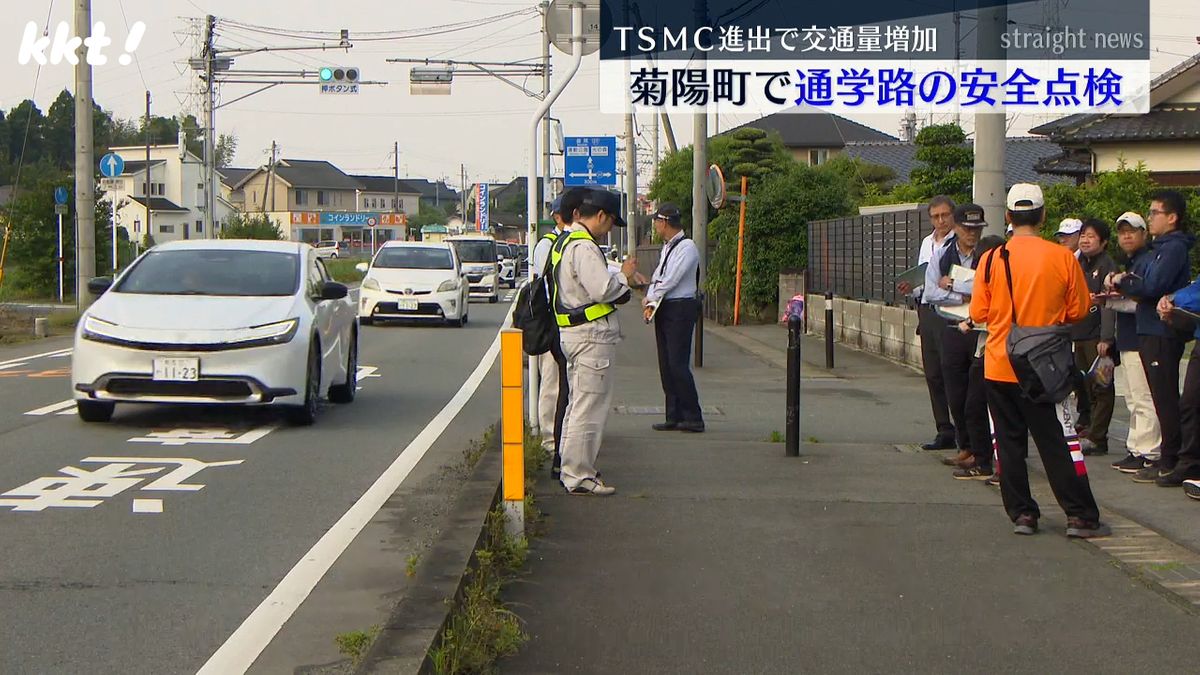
[103, 143, 235, 245]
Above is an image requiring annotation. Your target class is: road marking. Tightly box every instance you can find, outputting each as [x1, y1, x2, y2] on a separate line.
[127, 426, 278, 446]
[132, 498, 163, 514]
[25, 399, 76, 416]
[0, 347, 72, 368]
[198, 304, 514, 675]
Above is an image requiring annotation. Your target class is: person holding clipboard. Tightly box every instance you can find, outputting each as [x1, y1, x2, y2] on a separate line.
[643, 203, 705, 433]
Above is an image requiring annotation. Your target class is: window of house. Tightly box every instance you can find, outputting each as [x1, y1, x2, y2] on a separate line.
[808, 149, 829, 166]
[296, 190, 307, 205]
[159, 224, 175, 234]
[317, 191, 327, 206]
[195, 220, 203, 233]
[252, 191, 257, 204]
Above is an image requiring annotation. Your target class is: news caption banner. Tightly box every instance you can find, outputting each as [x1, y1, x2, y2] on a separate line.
[596, 0, 1152, 115]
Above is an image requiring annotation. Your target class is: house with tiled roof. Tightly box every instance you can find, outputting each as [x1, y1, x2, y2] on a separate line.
[842, 137, 1074, 187]
[719, 111, 897, 166]
[1031, 54, 1200, 186]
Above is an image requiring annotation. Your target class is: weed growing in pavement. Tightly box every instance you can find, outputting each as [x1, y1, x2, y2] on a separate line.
[766, 430, 784, 443]
[406, 553, 421, 578]
[807, 436, 821, 444]
[335, 625, 380, 667]
[461, 424, 497, 473]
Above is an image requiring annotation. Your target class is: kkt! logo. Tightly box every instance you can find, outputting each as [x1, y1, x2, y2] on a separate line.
[18, 21, 146, 66]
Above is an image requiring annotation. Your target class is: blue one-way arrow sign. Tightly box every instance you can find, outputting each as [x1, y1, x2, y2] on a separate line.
[54, 186, 69, 205]
[564, 136, 617, 187]
[99, 153, 125, 178]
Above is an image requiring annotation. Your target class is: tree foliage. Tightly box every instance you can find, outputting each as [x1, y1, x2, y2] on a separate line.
[220, 212, 283, 240]
[861, 123, 974, 206]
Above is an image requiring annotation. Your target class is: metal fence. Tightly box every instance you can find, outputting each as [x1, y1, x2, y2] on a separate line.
[807, 208, 932, 306]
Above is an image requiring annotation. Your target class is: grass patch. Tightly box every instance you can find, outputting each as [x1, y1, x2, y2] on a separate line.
[325, 257, 369, 283]
[766, 430, 784, 443]
[406, 553, 421, 578]
[1146, 561, 1184, 572]
[335, 626, 381, 667]
[806, 436, 821, 444]
[461, 425, 497, 473]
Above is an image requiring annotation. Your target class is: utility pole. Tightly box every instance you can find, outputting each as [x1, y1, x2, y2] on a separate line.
[652, 113, 660, 187]
[974, 2, 1007, 239]
[144, 91, 152, 247]
[541, 1, 552, 223]
[261, 141, 276, 212]
[460, 164, 467, 223]
[75, 0, 96, 307]
[623, 0, 637, 255]
[393, 141, 401, 238]
[953, 5, 961, 127]
[691, 0, 709, 368]
[201, 14, 217, 238]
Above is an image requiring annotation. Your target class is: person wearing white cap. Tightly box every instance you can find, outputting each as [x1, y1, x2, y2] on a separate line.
[1054, 218, 1083, 256]
[1104, 211, 1162, 475]
[970, 183, 1110, 538]
[1109, 189, 1196, 486]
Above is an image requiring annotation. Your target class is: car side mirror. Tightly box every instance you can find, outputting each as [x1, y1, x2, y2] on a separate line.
[320, 282, 349, 300]
[88, 276, 113, 295]
[355, 262, 368, 273]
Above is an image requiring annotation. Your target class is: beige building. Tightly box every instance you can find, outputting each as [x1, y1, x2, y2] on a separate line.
[1033, 54, 1200, 186]
[105, 143, 235, 244]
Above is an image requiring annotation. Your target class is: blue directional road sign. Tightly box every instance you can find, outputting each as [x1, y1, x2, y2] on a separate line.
[99, 153, 125, 178]
[563, 136, 617, 187]
[54, 186, 69, 204]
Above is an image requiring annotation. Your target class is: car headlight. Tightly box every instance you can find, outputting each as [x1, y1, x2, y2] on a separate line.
[229, 318, 300, 348]
[437, 278, 459, 293]
[81, 315, 121, 342]
[362, 278, 381, 291]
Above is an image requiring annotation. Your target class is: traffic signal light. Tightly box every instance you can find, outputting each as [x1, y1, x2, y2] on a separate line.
[319, 66, 359, 83]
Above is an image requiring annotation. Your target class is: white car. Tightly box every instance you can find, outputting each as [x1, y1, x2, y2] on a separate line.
[71, 240, 359, 426]
[314, 240, 341, 259]
[357, 241, 469, 327]
[446, 235, 499, 303]
[496, 243, 517, 289]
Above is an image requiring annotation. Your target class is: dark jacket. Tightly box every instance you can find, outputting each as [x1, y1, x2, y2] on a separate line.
[1071, 250, 1118, 342]
[1117, 230, 1196, 337]
[1113, 246, 1151, 352]
[1168, 271, 1200, 341]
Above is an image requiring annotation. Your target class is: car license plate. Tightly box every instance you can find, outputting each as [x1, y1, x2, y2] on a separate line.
[397, 299, 418, 311]
[153, 358, 200, 381]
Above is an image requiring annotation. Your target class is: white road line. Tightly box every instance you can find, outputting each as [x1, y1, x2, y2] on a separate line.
[0, 348, 72, 368]
[25, 399, 76, 416]
[132, 499, 164, 514]
[198, 307, 514, 675]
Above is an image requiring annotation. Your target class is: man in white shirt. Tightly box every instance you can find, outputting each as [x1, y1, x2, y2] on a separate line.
[643, 203, 704, 433]
[898, 196, 958, 450]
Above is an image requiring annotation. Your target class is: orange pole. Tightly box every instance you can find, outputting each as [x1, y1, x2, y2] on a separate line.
[733, 176, 748, 325]
[500, 328, 525, 537]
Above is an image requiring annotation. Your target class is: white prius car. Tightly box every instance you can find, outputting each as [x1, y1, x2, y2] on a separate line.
[71, 240, 359, 425]
[357, 241, 469, 326]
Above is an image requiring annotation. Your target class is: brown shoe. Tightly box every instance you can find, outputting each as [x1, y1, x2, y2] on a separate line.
[941, 450, 972, 466]
[955, 456, 980, 470]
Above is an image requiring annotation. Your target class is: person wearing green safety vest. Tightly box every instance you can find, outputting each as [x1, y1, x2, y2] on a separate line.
[533, 188, 588, 480]
[551, 188, 644, 496]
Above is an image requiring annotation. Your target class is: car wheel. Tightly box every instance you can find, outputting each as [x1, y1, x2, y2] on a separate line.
[77, 400, 115, 423]
[286, 339, 322, 426]
[488, 294, 499, 304]
[328, 331, 357, 404]
[331, 252, 338, 258]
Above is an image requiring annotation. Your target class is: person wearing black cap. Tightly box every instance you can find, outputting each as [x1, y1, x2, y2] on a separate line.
[929, 204, 987, 470]
[643, 202, 704, 433]
[551, 189, 641, 496]
[532, 188, 587, 475]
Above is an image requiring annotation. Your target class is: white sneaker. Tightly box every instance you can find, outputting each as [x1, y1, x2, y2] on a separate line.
[567, 477, 616, 496]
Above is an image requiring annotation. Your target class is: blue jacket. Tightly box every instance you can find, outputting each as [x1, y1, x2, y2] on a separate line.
[1171, 271, 1200, 341]
[1114, 246, 1152, 352]
[1117, 230, 1196, 337]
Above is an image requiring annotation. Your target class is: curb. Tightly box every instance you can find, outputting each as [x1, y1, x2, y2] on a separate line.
[707, 324, 840, 378]
[357, 432, 502, 674]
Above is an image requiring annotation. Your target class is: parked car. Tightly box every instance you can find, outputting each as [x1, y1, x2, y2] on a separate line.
[356, 241, 469, 327]
[314, 240, 341, 259]
[71, 240, 358, 426]
[445, 235, 499, 303]
[496, 242, 517, 289]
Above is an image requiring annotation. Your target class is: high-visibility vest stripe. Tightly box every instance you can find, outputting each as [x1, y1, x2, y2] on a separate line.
[550, 229, 616, 328]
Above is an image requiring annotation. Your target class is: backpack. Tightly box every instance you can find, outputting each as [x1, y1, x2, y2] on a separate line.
[512, 237, 559, 355]
[985, 243, 1075, 404]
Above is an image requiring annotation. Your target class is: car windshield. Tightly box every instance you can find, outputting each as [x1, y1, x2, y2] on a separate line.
[452, 240, 497, 263]
[115, 249, 299, 296]
[497, 244, 513, 258]
[316, 241, 337, 248]
[373, 246, 454, 270]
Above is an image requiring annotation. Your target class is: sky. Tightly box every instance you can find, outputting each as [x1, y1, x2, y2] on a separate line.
[2, 0, 1198, 192]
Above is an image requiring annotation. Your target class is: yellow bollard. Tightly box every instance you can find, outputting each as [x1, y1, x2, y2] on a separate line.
[500, 328, 525, 537]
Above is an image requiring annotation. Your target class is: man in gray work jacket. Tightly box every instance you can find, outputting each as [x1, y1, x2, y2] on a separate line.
[551, 189, 641, 496]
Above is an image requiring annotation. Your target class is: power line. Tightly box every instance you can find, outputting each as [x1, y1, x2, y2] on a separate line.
[114, 0, 148, 91]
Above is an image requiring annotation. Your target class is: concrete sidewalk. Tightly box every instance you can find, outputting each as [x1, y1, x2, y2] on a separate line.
[502, 320, 1200, 674]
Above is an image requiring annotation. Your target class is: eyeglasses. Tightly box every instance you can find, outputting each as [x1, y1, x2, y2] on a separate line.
[1149, 209, 1170, 217]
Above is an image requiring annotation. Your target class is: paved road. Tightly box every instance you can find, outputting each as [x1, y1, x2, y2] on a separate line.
[0, 291, 517, 674]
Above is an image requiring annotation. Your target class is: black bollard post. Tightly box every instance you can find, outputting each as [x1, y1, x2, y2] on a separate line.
[694, 293, 705, 369]
[786, 315, 802, 457]
[824, 291, 835, 368]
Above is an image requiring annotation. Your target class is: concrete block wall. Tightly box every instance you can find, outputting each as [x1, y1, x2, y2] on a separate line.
[803, 292, 922, 371]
